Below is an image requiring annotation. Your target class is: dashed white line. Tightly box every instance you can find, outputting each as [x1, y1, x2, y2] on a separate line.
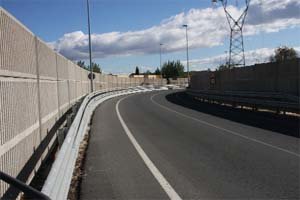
[116, 96, 182, 200]
[150, 92, 300, 158]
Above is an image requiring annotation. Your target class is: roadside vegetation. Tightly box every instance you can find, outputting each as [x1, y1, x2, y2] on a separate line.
[132, 60, 188, 84]
[77, 60, 102, 73]
[269, 46, 298, 63]
[217, 46, 299, 71]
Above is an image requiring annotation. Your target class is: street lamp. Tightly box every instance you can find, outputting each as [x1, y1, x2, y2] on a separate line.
[182, 24, 190, 86]
[160, 43, 163, 86]
[87, 0, 93, 92]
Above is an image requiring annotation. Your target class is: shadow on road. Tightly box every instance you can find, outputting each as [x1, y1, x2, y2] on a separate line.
[166, 92, 300, 138]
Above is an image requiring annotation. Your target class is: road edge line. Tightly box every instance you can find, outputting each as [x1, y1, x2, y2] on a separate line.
[150, 93, 300, 158]
[116, 95, 182, 200]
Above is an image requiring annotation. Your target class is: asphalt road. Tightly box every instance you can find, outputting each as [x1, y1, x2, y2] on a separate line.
[80, 90, 300, 199]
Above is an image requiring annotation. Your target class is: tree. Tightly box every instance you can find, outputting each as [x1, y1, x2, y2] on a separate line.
[135, 66, 140, 75]
[154, 67, 161, 75]
[270, 46, 298, 63]
[77, 60, 101, 73]
[217, 62, 232, 71]
[89, 63, 101, 73]
[161, 60, 184, 83]
[77, 60, 86, 69]
[144, 70, 151, 75]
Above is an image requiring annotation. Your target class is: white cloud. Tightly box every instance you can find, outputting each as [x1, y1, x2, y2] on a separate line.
[50, 0, 300, 61]
[187, 46, 300, 71]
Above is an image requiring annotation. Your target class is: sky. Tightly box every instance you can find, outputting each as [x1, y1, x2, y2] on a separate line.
[1, 0, 300, 74]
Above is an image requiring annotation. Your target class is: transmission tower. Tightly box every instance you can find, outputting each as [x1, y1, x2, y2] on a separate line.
[213, 0, 250, 67]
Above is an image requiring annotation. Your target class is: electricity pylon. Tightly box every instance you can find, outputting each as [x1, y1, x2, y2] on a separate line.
[213, 0, 250, 67]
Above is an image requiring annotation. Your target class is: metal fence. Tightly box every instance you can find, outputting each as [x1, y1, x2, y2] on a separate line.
[190, 59, 300, 96]
[0, 7, 145, 198]
[188, 59, 300, 113]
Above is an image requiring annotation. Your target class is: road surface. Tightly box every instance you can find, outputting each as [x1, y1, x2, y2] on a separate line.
[80, 90, 300, 199]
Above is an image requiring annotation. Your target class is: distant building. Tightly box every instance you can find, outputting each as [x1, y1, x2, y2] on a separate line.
[129, 74, 162, 79]
[129, 74, 144, 78]
[145, 74, 162, 79]
[117, 74, 130, 78]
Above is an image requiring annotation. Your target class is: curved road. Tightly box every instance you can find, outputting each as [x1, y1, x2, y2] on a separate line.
[80, 91, 300, 199]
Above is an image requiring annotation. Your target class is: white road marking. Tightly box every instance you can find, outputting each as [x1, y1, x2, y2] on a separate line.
[151, 92, 300, 158]
[116, 96, 182, 200]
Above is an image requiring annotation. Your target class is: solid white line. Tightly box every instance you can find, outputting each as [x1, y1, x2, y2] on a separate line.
[116, 96, 182, 200]
[150, 93, 300, 158]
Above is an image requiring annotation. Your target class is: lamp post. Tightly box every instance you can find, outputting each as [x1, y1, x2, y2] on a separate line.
[87, 0, 93, 92]
[182, 24, 190, 86]
[160, 43, 163, 86]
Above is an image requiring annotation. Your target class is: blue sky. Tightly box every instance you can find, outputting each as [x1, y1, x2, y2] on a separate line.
[1, 0, 300, 74]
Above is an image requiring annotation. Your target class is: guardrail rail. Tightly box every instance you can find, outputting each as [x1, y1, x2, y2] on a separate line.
[41, 87, 163, 200]
[186, 89, 300, 113]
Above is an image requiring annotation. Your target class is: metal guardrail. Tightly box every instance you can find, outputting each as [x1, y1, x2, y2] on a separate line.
[1, 105, 77, 200]
[188, 89, 300, 102]
[0, 171, 51, 200]
[186, 89, 300, 112]
[41, 87, 160, 200]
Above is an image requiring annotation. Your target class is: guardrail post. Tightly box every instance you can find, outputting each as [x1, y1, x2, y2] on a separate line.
[72, 103, 79, 114]
[57, 128, 67, 149]
[67, 114, 74, 127]
[276, 108, 280, 114]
